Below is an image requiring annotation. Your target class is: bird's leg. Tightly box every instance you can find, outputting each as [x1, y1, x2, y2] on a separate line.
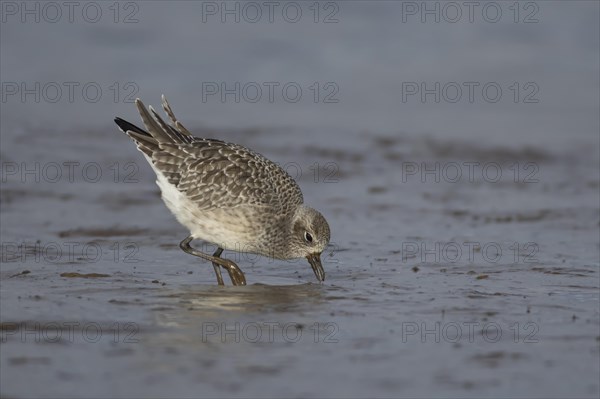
[179, 236, 246, 286]
[211, 247, 225, 286]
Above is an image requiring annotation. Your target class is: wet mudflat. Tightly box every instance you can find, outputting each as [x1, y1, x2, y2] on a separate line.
[1, 124, 598, 398]
[1, 2, 599, 397]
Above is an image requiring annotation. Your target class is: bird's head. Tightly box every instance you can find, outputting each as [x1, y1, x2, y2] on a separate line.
[288, 205, 331, 282]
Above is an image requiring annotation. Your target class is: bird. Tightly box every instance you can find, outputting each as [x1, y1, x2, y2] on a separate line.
[114, 96, 331, 286]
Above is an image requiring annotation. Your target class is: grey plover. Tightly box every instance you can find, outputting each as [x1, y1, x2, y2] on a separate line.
[114, 96, 331, 286]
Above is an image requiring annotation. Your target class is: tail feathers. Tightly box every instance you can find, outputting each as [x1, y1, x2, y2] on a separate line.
[161, 95, 194, 138]
[115, 96, 195, 158]
[135, 98, 194, 145]
[114, 117, 148, 136]
[114, 117, 158, 157]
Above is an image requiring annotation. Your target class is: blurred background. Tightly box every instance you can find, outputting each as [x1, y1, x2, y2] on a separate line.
[1, 1, 599, 398]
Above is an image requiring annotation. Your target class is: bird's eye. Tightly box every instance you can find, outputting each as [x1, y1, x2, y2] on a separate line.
[304, 232, 313, 243]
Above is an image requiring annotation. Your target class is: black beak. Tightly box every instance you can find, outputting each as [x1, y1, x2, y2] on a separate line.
[306, 253, 325, 282]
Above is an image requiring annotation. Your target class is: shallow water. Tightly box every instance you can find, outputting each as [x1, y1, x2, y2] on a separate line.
[2, 124, 598, 398]
[1, 2, 599, 398]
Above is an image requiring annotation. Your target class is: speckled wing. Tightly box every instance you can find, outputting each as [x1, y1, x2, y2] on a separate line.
[115, 97, 303, 214]
[157, 139, 304, 214]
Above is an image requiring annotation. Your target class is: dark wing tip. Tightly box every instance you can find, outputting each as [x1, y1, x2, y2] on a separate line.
[114, 117, 150, 137]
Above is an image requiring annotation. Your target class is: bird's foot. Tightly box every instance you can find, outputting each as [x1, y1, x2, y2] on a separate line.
[218, 258, 247, 286]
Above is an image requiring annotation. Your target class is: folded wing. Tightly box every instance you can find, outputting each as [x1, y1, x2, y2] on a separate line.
[114, 97, 303, 214]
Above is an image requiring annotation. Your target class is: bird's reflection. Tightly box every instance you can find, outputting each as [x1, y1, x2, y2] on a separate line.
[153, 282, 327, 330]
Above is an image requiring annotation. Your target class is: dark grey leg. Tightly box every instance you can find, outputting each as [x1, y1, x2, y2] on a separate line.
[179, 236, 246, 286]
[212, 247, 225, 286]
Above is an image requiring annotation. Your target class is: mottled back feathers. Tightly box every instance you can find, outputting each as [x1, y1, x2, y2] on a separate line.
[114, 96, 303, 214]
